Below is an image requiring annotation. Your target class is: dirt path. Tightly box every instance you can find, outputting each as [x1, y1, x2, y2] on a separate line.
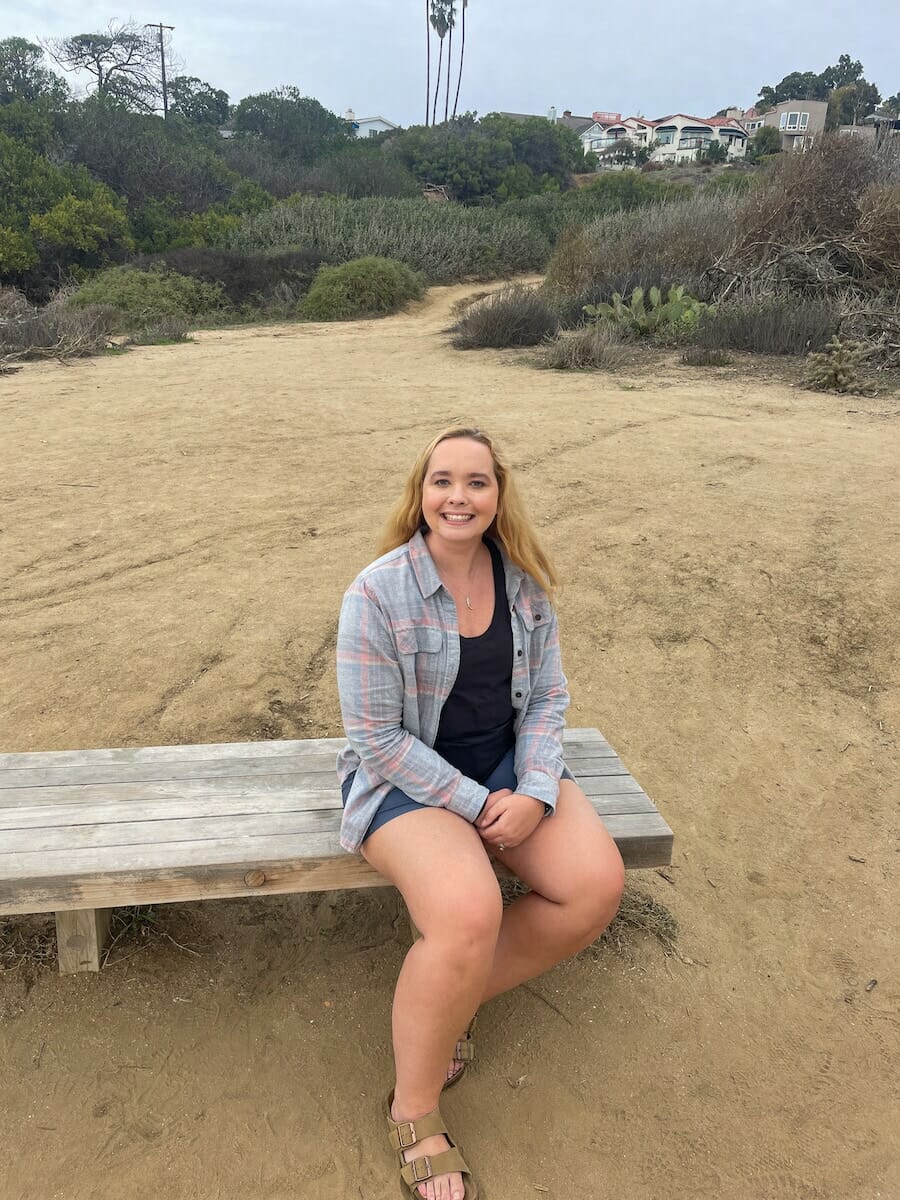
[1, 284, 898, 1199]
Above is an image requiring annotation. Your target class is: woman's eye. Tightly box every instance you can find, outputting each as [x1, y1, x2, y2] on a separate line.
[470, 480, 485, 488]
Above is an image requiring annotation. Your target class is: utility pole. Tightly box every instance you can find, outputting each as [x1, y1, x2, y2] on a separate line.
[145, 22, 175, 117]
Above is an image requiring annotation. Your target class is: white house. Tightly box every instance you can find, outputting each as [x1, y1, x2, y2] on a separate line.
[648, 114, 748, 163]
[343, 109, 400, 138]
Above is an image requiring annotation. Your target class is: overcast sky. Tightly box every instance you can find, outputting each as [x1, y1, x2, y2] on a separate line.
[8, 1, 900, 124]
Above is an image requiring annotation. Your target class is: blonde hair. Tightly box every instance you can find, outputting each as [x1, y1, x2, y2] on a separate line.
[377, 426, 559, 598]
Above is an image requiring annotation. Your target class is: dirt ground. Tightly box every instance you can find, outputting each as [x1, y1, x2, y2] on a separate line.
[1, 284, 898, 1200]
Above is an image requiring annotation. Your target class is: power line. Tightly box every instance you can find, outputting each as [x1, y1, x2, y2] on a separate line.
[145, 22, 175, 117]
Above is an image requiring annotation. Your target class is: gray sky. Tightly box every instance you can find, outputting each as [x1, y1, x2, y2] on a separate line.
[8, 1, 900, 124]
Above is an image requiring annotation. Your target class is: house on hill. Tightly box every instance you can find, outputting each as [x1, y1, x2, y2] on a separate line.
[743, 99, 827, 150]
[343, 109, 400, 137]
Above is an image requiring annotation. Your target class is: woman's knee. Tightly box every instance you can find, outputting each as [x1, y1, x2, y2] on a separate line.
[420, 875, 503, 954]
[569, 849, 626, 943]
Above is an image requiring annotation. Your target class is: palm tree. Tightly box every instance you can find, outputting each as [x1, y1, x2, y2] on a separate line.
[451, 0, 468, 119]
[430, 0, 451, 126]
[425, 0, 431, 125]
[443, 2, 457, 122]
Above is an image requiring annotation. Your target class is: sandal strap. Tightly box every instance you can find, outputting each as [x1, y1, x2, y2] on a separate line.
[400, 1146, 470, 1188]
[387, 1108, 447, 1151]
[454, 1014, 478, 1062]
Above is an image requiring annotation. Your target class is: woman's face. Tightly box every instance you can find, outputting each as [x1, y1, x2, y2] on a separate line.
[421, 437, 499, 548]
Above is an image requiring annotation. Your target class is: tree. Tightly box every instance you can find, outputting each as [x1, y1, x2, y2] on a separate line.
[747, 124, 782, 160]
[429, 1, 454, 126]
[820, 54, 864, 92]
[232, 87, 347, 161]
[168, 76, 230, 127]
[758, 70, 824, 109]
[0, 37, 68, 106]
[885, 93, 900, 115]
[451, 0, 468, 119]
[43, 22, 160, 111]
[424, 0, 431, 125]
[698, 139, 728, 164]
[827, 81, 882, 129]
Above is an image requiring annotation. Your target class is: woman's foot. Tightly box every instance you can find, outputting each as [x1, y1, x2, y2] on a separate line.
[390, 1098, 466, 1200]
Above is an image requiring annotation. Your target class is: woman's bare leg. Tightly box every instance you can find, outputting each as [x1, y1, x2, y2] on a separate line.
[480, 779, 625, 1003]
[362, 806, 502, 1200]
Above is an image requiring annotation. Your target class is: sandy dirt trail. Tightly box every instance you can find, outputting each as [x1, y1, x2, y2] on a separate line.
[1, 283, 898, 1200]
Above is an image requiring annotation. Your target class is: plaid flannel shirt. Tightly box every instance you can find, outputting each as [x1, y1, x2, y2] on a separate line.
[335, 529, 570, 852]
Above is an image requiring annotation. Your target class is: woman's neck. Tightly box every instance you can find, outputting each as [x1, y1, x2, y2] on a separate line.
[423, 530, 486, 579]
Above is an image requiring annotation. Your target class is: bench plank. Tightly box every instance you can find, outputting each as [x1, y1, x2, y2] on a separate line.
[2, 810, 673, 916]
[0, 783, 656, 838]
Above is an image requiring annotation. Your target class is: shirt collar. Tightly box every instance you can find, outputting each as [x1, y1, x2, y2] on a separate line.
[408, 528, 525, 602]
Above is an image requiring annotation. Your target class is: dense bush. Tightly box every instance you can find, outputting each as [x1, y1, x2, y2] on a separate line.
[540, 322, 629, 370]
[0, 286, 118, 358]
[502, 172, 691, 243]
[695, 297, 838, 355]
[67, 267, 228, 328]
[133, 247, 331, 307]
[298, 256, 424, 320]
[544, 192, 741, 297]
[233, 196, 550, 283]
[450, 285, 559, 349]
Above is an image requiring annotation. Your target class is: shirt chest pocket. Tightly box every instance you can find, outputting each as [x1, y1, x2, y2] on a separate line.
[394, 624, 443, 694]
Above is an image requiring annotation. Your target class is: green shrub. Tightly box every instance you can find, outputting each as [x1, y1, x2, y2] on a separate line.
[681, 345, 733, 366]
[584, 285, 709, 340]
[233, 196, 550, 283]
[298, 256, 424, 320]
[67, 267, 228, 329]
[451, 284, 559, 349]
[702, 171, 755, 194]
[133, 247, 331, 307]
[123, 317, 193, 346]
[803, 335, 866, 392]
[695, 297, 837, 356]
[540, 322, 630, 370]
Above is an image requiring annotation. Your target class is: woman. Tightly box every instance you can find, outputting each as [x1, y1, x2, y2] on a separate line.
[336, 426, 625, 1200]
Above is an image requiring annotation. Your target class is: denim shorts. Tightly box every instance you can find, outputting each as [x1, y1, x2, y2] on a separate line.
[341, 744, 575, 842]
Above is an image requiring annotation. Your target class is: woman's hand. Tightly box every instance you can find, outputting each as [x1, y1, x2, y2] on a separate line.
[476, 788, 545, 851]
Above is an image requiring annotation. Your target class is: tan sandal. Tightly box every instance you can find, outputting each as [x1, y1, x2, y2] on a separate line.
[444, 1014, 477, 1091]
[386, 1091, 479, 1199]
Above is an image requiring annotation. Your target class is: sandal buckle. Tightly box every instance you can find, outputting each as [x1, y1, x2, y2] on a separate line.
[396, 1121, 417, 1149]
[410, 1156, 432, 1183]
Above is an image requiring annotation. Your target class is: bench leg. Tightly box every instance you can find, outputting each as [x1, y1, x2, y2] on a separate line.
[56, 909, 112, 974]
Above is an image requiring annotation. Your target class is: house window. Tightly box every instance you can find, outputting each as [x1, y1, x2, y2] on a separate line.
[779, 113, 788, 130]
[786, 112, 800, 130]
[657, 132, 673, 144]
[368, 128, 380, 137]
[799, 112, 809, 130]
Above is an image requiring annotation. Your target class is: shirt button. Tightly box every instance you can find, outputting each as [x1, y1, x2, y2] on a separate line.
[535, 613, 542, 621]
[515, 691, 522, 699]
[516, 649, 523, 657]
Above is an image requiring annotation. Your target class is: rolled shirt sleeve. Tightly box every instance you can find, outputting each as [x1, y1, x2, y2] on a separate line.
[513, 608, 570, 813]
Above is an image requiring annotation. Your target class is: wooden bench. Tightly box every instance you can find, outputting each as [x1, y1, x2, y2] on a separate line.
[0, 728, 673, 974]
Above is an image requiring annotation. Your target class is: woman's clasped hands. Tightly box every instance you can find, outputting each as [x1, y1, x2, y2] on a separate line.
[476, 787, 545, 851]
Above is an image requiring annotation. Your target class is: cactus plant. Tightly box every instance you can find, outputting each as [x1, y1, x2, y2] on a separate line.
[583, 285, 709, 338]
[803, 335, 866, 393]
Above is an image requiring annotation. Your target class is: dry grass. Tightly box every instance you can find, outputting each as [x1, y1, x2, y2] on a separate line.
[500, 878, 679, 956]
[540, 322, 631, 371]
[0, 288, 119, 360]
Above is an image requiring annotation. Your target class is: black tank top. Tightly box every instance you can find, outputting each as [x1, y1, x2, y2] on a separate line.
[434, 539, 516, 780]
